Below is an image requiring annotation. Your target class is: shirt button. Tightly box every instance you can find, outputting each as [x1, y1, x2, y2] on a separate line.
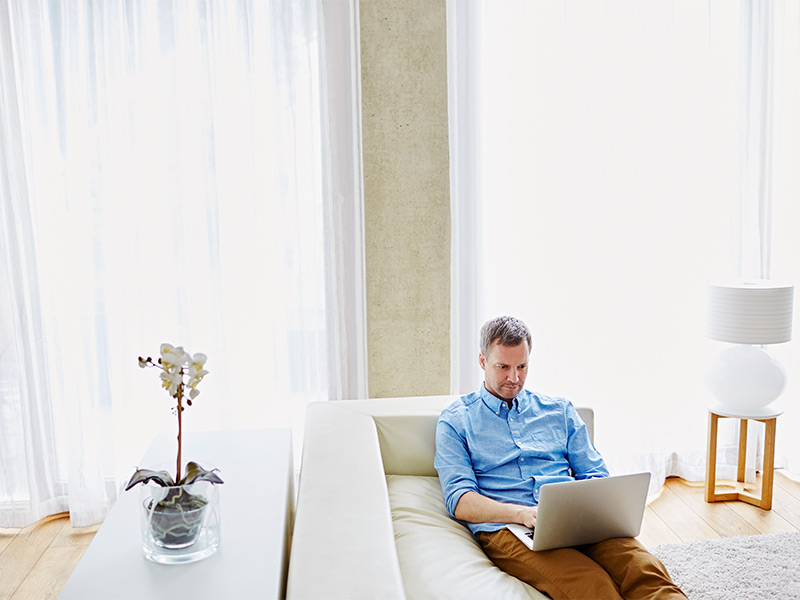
[521, 457, 525, 461]
[509, 417, 513, 421]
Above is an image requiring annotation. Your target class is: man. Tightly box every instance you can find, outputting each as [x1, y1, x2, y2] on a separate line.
[435, 316, 685, 600]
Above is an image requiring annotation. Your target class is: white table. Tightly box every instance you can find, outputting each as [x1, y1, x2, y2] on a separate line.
[59, 429, 293, 599]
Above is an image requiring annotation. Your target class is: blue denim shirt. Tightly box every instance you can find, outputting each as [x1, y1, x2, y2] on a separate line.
[434, 385, 608, 534]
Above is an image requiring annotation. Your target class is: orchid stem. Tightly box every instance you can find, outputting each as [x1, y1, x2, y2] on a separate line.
[176, 380, 183, 483]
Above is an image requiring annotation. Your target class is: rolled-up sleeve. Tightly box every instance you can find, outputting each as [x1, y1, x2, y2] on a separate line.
[434, 418, 480, 517]
[565, 401, 609, 480]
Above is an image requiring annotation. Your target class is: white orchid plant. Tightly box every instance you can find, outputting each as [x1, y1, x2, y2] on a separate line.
[125, 344, 223, 491]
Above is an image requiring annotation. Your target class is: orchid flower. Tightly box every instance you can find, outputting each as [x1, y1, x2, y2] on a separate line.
[129, 344, 221, 489]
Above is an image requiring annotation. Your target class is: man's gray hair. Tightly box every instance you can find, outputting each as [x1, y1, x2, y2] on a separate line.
[480, 316, 532, 357]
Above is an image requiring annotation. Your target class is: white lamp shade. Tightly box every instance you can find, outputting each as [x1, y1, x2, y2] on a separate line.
[706, 281, 794, 344]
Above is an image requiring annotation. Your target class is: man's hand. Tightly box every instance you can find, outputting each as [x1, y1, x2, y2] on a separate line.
[517, 505, 537, 529]
[454, 491, 538, 528]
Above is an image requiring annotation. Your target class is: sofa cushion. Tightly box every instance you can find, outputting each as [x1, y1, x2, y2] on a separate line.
[387, 474, 547, 600]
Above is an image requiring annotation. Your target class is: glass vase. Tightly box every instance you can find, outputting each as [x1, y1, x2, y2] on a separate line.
[139, 479, 221, 564]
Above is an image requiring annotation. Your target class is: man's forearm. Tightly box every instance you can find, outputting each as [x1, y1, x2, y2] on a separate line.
[453, 491, 537, 528]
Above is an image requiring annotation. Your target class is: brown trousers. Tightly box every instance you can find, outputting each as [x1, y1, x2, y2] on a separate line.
[479, 529, 686, 600]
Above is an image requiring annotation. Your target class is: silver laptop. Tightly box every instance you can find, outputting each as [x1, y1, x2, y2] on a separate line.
[506, 472, 651, 551]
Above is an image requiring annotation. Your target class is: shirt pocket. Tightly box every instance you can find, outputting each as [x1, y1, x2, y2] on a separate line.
[518, 424, 567, 461]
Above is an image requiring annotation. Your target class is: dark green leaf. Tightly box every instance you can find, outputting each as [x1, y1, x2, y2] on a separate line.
[179, 461, 224, 486]
[125, 468, 176, 490]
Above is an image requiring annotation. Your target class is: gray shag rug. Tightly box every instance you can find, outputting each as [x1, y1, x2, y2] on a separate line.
[651, 532, 800, 599]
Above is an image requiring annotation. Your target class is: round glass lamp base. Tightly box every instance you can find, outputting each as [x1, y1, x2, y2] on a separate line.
[706, 345, 787, 412]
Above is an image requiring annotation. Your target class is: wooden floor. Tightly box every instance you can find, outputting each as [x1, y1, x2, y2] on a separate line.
[2, 473, 800, 599]
[638, 472, 800, 547]
[0, 513, 99, 600]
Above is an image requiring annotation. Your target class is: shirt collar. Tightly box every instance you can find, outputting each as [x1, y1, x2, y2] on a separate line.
[480, 383, 524, 412]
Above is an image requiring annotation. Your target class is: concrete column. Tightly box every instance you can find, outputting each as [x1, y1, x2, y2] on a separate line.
[359, 0, 450, 397]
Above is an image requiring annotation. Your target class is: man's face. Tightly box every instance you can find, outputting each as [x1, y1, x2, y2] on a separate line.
[479, 341, 529, 401]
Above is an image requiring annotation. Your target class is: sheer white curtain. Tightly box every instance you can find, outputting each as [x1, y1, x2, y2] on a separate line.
[766, 2, 800, 476]
[0, 0, 362, 528]
[448, 0, 483, 396]
[320, 0, 368, 402]
[447, 0, 793, 491]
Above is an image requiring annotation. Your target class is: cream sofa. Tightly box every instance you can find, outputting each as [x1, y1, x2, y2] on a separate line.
[286, 395, 596, 600]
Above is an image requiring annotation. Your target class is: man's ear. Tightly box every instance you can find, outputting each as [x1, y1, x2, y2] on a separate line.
[479, 352, 486, 371]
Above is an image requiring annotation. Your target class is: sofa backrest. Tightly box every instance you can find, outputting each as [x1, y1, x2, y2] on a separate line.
[330, 395, 596, 477]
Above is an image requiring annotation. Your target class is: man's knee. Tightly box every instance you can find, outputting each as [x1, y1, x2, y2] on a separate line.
[583, 538, 685, 599]
[481, 530, 624, 600]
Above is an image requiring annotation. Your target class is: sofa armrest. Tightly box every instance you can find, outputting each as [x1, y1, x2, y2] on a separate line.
[286, 402, 405, 599]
